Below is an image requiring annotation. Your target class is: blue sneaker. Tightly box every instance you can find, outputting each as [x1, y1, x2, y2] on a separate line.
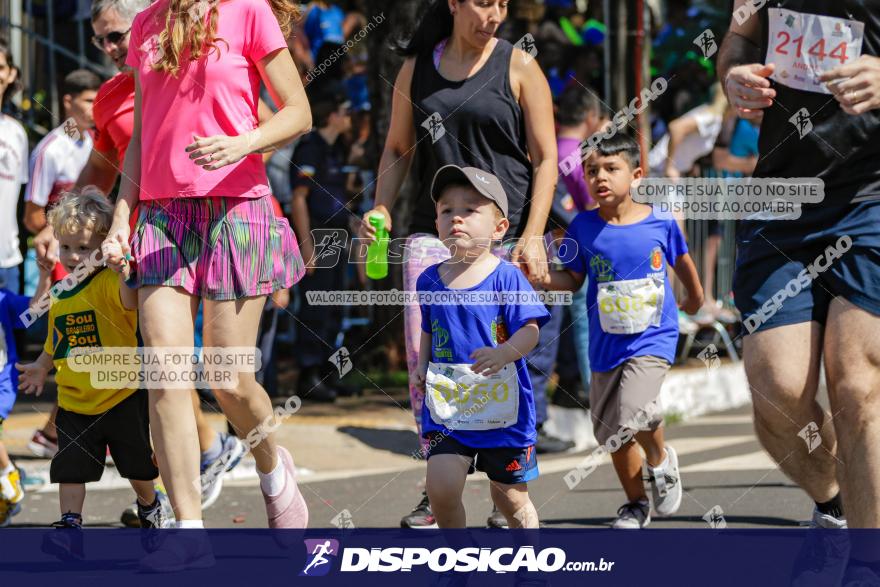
[200, 433, 246, 510]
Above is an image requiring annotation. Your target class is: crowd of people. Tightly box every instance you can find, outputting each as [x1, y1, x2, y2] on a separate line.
[0, 0, 876, 579]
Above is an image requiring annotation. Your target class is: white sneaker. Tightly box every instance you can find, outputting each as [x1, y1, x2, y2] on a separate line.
[647, 446, 682, 517]
[791, 508, 850, 586]
[811, 507, 847, 529]
[612, 499, 651, 529]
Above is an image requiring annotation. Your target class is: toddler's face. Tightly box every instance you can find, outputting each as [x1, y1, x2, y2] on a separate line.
[58, 226, 103, 274]
[435, 186, 507, 255]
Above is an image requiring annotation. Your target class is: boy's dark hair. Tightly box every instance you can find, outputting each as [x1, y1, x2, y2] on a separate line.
[591, 133, 642, 170]
[62, 69, 102, 98]
[556, 86, 601, 128]
[0, 38, 22, 108]
[310, 86, 348, 128]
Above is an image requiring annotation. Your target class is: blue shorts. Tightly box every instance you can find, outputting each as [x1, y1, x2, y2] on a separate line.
[734, 199, 880, 333]
[426, 432, 538, 485]
[0, 379, 16, 424]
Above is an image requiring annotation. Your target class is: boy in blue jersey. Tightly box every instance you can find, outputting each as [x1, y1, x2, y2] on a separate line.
[413, 165, 550, 528]
[0, 276, 51, 526]
[545, 135, 703, 529]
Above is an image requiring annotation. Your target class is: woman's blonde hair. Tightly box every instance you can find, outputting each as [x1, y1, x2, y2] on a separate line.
[705, 82, 729, 118]
[47, 189, 114, 239]
[152, 0, 301, 77]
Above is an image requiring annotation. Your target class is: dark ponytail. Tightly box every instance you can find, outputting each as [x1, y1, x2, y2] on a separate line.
[393, 0, 455, 56]
[0, 39, 21, 109]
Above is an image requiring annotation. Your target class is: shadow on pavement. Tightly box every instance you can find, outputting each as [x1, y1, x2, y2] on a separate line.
[337, 426, 420, 457]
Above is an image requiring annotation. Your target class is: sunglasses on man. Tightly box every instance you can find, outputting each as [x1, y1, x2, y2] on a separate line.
[92, 27, 131, 49]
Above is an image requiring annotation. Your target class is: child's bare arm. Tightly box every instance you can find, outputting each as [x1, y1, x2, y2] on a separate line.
[543, 269, 586, 292]
[117, 266, 138, 311]
[15, 351, 53, 396]
[32, 266, 52, 305]
[673, 253, 704, 314]
[470, 319, 540, 376]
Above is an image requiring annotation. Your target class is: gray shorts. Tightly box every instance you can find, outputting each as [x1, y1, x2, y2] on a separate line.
[589, 355, 669, 446]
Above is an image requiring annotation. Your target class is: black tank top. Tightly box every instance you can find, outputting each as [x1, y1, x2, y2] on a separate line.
[755, 1, 880, 202]
[408, 39, 532, 236]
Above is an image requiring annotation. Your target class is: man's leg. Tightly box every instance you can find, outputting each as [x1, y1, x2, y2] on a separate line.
[743, 322, 840, 503]
[823, 297, 880, 528]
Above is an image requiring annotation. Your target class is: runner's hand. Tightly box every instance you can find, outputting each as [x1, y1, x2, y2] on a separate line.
[724, 63, 776, 120]
[186, 131, 260, 171]
[358, 205, 392, 243]
[511, 234, 549, 286]
[679, 295, 703, 316]
[271, 288, 290, 309]
[470, 346, 508, 376]
[102, 225, 131, 273]
[15, 361, 49, 396]
[820, 55, 880, 115]
[410, 367, 426, 392]
[34, 225, 58, 272]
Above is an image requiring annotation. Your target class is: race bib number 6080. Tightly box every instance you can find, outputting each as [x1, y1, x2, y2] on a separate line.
[425, 362, 519, 431]
[767, 8, 864, 94]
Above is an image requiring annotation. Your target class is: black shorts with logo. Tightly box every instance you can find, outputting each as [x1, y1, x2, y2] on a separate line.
[425, 432, 538, 485]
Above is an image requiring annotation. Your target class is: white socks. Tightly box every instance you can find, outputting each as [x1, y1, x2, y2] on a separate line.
[258, 456, 286, 497]
[1, 463, 14, 476]
[651, 449, 670, 471]
[176, 520, 205, 529]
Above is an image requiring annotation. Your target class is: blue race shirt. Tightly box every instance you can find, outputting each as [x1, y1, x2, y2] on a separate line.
[0, 289, 33, 420]
[563, 209, 688, 372]
[730, 118, 760, 158]
[304, 4, 345, 59]
[417, 259, 550, 448]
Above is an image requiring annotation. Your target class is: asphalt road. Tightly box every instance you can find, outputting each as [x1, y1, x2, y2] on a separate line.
[9, 406, 814, 530]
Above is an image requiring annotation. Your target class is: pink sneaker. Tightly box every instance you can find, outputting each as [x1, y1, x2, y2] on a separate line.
[263, 447, 308, 529]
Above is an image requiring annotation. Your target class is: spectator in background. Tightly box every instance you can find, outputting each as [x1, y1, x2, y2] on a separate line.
[0, 40, 27, 294]
[556, 85, 605, 212]
[648, 82, 729, 179]
[551, 84, 608, 412]
[713, 116, 759, 177]
[25, 69, 101, 283]
[303, 1, 346, 61]
[695, 115, 759, 319]
[290, 90, 354, 403]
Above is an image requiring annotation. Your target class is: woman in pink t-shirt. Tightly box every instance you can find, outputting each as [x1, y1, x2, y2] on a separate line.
[102, 0, 312, 540]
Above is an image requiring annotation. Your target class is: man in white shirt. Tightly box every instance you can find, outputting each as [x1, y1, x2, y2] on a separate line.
[0, 111, 29, 294]
[25, 69, 100, 282]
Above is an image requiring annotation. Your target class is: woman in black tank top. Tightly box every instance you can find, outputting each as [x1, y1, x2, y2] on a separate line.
[358, 0, 557, 282]
[357, 0, 557, 530]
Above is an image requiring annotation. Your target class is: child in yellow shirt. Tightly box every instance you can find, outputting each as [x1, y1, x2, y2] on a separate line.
[16, 191, 169, 536]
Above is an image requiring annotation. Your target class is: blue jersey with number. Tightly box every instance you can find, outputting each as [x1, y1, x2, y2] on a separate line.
[564, 209, 688, 372]
[417, 260, 550, 448]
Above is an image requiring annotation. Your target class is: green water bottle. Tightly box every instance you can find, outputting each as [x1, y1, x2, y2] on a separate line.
[366, 212, 389, 280]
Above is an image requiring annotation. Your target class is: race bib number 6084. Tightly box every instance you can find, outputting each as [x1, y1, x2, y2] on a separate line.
[767, 8, 864, 94]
